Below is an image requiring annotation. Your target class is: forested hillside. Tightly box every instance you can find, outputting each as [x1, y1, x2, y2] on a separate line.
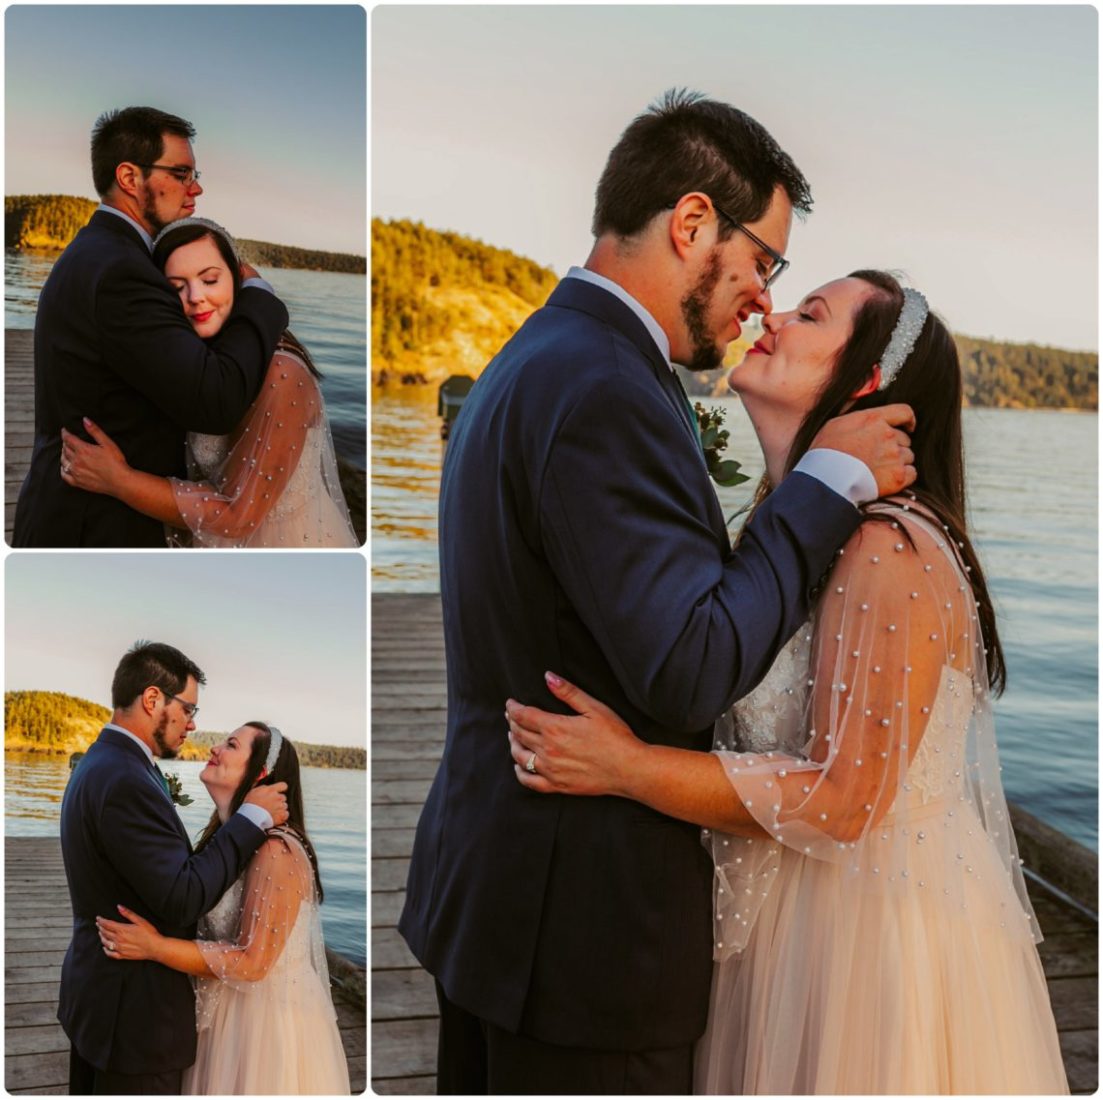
[5, 691, 109, 753]
[5, 194, 364, 273]
[4, 691, 366, 769]
[372, 218, 558, 385]
[5, 195, 98, 251]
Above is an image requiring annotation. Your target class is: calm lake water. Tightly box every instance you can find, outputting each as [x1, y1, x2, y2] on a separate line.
[5, 250, 366, 468]
[5, 755, 367, 966]
[373, 392, 1098, 851]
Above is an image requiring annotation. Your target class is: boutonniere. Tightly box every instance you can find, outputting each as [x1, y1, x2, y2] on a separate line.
[694, 403, 750, 488]
[164, 771, 194, 807]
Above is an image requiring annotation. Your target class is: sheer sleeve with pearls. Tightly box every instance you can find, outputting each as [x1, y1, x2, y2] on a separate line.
[168, 348, 357, 547]
[706, 503, 1038, 958]
[195, 831, 314, 988]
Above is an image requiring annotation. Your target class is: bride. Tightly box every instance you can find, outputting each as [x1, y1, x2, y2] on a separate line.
[59, 218, 358, 548]
[505, 270, 1069, 1094]
[95, 722, 351, 1095]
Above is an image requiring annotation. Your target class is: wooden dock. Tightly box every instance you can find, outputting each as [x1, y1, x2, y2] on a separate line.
[371, 592, 1098, 1094]
[6, 330, 34, 540]
[5, 836, 366, 1094]
[3, 329, 366, 544]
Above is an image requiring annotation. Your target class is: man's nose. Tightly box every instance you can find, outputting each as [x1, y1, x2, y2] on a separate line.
[188, 177, 203, 197]
[751, 284, 774, 316]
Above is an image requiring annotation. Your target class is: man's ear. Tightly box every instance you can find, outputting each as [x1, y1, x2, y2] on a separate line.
[852, 365, 882, 400]
[141, 686, 161, 716]
[114, 162, 143, 200]
[668, 192, 713, 260]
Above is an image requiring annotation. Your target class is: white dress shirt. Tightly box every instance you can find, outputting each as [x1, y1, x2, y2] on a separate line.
[103, 722, 272, 831]
[562, 267, 877, 506]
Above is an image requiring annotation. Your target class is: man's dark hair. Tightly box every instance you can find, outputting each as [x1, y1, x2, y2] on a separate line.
[90, 106, 196, 198]
[592, 88, 812, 240]
[111, 640, 206, 709]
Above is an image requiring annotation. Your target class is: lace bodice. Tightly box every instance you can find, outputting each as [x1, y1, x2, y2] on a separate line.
[726, 625, 813, 757]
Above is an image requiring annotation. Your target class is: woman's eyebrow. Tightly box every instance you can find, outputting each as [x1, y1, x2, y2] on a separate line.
[803, 294, 832, 316]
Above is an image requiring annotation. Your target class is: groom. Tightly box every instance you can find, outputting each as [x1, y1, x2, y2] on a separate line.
[58, 641, 289, 1094]
[400, 91, 917, 1092]
[12, 105, 289, 547]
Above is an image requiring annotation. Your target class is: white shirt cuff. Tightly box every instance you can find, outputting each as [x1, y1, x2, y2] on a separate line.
[794, 448, 877, 507]
[242, 276, 275, 295]
[235, 802, 273, 832]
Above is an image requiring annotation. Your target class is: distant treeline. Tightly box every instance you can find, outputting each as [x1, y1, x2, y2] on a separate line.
[4, 691, 366, 770]
[955, 335, 1097, 410]
[235, 239, 365, 275]
[372, 217, 558, 369]
[5, 194, 365, 274]
[373, 218, 1098, 409]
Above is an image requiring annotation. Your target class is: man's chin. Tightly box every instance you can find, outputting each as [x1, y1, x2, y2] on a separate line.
[685, 342, 727, 374]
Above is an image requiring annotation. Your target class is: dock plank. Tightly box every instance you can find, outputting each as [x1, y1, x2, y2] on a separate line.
[370, 591, 1098, 1094]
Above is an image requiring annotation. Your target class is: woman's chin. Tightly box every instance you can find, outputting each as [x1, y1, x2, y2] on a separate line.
[726, 363, 750, 395]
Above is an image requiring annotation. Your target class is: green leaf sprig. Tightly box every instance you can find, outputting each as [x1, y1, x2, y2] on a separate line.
[693, 403, 750, 488]
[164, 771, 194, 807]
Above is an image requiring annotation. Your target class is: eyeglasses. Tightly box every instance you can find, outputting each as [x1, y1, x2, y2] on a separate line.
[709, 199, 789, 291]
[135, 163, 202, 186]
[162, 692, 199, 720]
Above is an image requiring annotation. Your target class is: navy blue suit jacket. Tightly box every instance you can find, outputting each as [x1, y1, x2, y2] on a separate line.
[12, 209, 288, 547]
[58, 728, 266, 1074]
[399, 277, 862, 1050]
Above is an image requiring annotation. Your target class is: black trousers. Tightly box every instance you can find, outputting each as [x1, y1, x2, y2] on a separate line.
[435, 981, 695, 1095]
[69, 1045, 183, 1095]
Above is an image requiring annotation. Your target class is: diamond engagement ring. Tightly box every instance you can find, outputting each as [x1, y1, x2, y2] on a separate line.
[525, 753, 538, 774]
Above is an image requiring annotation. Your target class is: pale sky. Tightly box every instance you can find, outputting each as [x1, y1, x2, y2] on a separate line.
[5, 554, 366, 748]
[6, 5, 366, 254]
[372, 4, 1098, 351]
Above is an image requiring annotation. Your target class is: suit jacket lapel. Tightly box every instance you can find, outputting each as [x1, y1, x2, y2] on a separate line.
[547, 278, 704, 453]
[97, 728, 192, 846]
[546, 278, 728, 544]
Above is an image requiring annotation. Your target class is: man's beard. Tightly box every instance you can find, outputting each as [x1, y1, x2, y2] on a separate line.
[152, 712, 179, 760]
[141, 188, 171, 235]
[680, 249, 726, 373]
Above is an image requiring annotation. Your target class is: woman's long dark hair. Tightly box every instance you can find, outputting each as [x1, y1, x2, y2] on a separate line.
[152, 222, 323, 379]
[743, 269, 1005, 694]
[195, 721, 325, 900]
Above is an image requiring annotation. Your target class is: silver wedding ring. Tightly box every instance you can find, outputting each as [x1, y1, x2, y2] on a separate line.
[525, 752, 537, 774]
[107, 941, 115, 951]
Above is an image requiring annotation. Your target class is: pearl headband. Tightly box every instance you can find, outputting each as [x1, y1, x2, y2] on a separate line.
[152, 216, 240, 265]
[878, 287, 929, 391]
[264, 725, 284, 775]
